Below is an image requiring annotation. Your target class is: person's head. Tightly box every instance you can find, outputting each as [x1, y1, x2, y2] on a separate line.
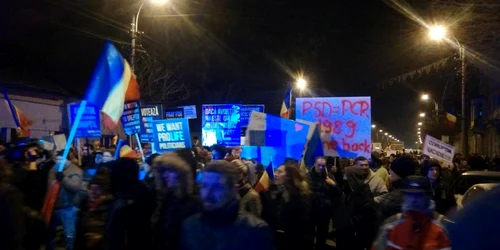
[210, 144, 227, 161]
[200, 160, 239, 211]
[402, 176, 432, 212]
[389, 154, 397, 162]
[231, 146, 242, 159]
[102, 149, 115, 163]
[82, 144, 94, 156]
[454, 153, 463, 163]
[55, 151, 72, 168]
[419, 154, 430, 164]
[390, 155, 417, 182]
[354, 156, 369, 170]
[421, 159, 441, 182]
[314, 156, 327, 174]
[231, 159, 248, 185]
[157, 153, 194, 198]
[274, 164, 310, 195]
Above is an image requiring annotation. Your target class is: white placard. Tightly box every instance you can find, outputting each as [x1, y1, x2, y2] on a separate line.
[423, 134, 455, 166]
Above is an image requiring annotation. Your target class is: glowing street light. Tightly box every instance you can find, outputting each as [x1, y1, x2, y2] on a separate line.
[296, 78, 307, 90]
[418, 131, 421, 134]
[384, 133, 388, 136]
[372, 124, 376, 128]
[421, 94, 430, 101]
[429, 25, 447, 41]
[419, 112, 426, 117]
[379, 130, 383, 132]
[418, 127, 421, 131]
[418, 122, 422, 126]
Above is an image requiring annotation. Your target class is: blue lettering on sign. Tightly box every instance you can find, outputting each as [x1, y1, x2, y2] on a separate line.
[201, 104, 241, 147]
[121, 101, 141, 135]
[140, 105, 164, 142]
[152, 118, 191, 153]
[68, 102, 101, 138]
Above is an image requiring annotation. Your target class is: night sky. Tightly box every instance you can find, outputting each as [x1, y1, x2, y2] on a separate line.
[1, 0, 464, 146]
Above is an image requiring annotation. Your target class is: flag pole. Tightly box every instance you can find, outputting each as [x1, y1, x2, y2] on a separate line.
[135, 133, 145, 162]
[2, 89, 21, 129]
[58, 101, 87, 172]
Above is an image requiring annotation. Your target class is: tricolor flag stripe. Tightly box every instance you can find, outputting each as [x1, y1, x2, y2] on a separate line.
[280, 88, 291, 119]
[84, 42, 140, 125]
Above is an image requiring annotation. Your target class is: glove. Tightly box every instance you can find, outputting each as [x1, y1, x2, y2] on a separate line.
[55, 172, 65, 182]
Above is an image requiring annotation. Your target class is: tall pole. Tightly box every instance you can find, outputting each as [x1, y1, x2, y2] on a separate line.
[289, 87, 294, 120]
[130, 15, 137, 71]
[460, 44, 467, 156]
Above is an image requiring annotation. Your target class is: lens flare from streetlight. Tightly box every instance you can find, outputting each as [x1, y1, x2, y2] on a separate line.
[151, 0, 169, 4]
[429, 25, 447, 41]
[421, 94, 430, 101]
[296, 78, 307, 90]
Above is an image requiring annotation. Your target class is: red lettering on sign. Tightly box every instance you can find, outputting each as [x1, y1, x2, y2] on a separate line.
[301, 101, 340, 118]
[341, 139, 371, 154]
[341, 100, 370, 117]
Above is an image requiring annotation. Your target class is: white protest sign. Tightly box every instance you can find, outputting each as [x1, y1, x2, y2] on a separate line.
[423, 134, 455, 166]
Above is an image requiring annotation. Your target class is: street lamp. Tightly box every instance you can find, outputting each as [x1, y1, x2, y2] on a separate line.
[384, 133, 388, 136]
[130, 0, 169, 71]
[372, 124, 376, 128]
[288, 77, 308, 120]
[419, 112, 426, 117]
[379, 130, 383, 132]
[421, 93, 439, 111]
[296, 78, 307, 90]
[418, 122, 422, 126]
[428, 24, 467, 155]
[418, 127, 421, 131]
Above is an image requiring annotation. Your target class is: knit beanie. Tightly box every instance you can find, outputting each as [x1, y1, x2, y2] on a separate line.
[390, 155, 417, 179]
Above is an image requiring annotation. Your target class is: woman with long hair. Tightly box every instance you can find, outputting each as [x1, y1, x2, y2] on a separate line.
[261, 163, 313, 250]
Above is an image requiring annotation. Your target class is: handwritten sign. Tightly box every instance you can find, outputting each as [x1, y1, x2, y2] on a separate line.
[152, 118, 191, 153]
[121, 101, 141, 135]
[178, 105, 197, 119]
[240, 105, 265, 127]
[202, 104, 241, 146]
[140, 104, 163, 142]
[67, 102, 101, 138]
[296, 97, 371, 158]
[165, 108, 184, 119]
[423, 134, 455, 166]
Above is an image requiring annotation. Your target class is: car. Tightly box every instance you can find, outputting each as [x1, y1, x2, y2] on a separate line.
[452, 171, 500, 195]
[456, 183, 500, 211]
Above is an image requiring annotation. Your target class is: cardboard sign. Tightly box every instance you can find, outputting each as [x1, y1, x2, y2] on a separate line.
[201, 104, 241, 146]
[423, 134, 455, 166]
[178, 105, 197, 119]
[152, 118, 191, 153]
[245, 111, 309, 161]
[140, 104, 164, 142]
[67, 102, 101, 138]
[121, 101, 141, 135]
[296, 97, 372, 158]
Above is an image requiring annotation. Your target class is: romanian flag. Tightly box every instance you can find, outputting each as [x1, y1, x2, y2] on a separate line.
[280, 88, 292, 119]
[254, 162, 274, 193]
[2, 90, 34, 137]
[84, 41, 140, 128]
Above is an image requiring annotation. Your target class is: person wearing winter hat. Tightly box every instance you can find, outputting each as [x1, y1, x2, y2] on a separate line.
[421, 159, 456, 215]
[231, 159, 262, 217]
[378, 155, 418, 221]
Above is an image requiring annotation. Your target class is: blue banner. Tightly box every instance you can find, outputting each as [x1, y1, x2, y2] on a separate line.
[121, 101, 141, 135]
[140, 104, 164, 142]
[240, 105, 265, 127]
[152, 118, 191, 153]
[296, 97, 371, 158]
[201, 104, 241, 147]
[68, 102, 101, 138]
[165, 108, 184, 119]
[178, 105, 197, 119]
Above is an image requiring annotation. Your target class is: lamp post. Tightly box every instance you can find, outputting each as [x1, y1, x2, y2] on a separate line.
[429, 25, 467, 155]
[130, 0, 168, 71]
[289, 77, 307, 120]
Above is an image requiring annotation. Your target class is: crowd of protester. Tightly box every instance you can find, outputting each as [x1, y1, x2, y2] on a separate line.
[0, 138, 499, 250]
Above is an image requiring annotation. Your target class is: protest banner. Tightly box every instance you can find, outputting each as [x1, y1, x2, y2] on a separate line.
[67, 102, 101, 138]
[423, 134, 455, 166]
[120, 101, 141, 135]
[152, 118, 191, 153]
[201, 104, 241, 146]
[240, 105, 265, 127]
[140, 104, 164, 142]
[245, 111, 309, 161]
[296, 97, 371, 158]
[165, 107, 184, 119]
[178, 105, 197, 119]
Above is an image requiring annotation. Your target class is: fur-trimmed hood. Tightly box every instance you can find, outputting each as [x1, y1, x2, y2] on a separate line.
[154, 152, 194, 194]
